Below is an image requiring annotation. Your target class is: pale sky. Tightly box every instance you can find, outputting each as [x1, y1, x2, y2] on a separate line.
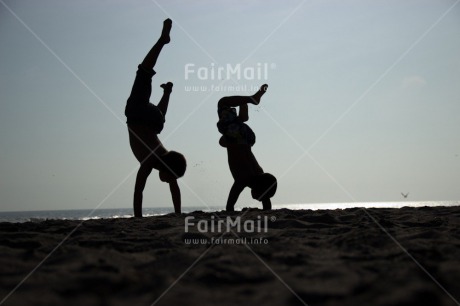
[1, 0, 459, 212]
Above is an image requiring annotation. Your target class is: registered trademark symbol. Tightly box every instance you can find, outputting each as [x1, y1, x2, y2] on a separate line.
[270, 216, 276, 222]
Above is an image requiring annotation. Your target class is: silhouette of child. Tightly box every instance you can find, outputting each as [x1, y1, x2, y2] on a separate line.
[217, 85, 277, 211]
[125, 19, 186, 217]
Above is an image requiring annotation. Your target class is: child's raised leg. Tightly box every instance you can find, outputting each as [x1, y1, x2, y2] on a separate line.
[217, 84, 268, 108]
[157, 82, 173, 116]
[126, 19, 172, 112]
[141, 19, 172, 70]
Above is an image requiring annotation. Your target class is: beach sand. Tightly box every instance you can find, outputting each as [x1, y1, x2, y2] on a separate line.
[1, 206, 459, 306]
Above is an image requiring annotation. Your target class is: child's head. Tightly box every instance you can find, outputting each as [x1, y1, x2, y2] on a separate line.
[250, 173, 277, 201]
[159, 151, 187, 182]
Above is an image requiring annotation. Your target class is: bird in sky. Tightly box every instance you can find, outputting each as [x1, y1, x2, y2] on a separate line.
[401, 192, 409, 199]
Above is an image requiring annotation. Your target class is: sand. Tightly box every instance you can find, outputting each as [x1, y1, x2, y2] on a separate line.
[1, 206, 459, 306]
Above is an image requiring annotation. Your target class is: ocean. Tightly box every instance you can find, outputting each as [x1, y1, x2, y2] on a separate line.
[0, 201, 459, 223]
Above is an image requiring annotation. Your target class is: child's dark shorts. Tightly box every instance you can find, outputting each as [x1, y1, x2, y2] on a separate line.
[217, 106, 256, 146]
[125, 65, 165, 134]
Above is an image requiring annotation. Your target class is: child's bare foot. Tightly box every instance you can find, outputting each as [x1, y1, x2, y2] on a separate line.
[251, 84, 268, 105]
[161, 82, 173, 93]
[160, 18, 172, 44]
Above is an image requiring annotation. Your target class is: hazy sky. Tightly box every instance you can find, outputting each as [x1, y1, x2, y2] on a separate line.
[1, 0, 459, 212]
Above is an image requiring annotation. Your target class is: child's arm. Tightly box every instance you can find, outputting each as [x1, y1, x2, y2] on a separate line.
[134, 164, 153, 217]
[169, 180, 181, 214]
[226, 182, 246, 211]
[262, 199, 272, 211]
